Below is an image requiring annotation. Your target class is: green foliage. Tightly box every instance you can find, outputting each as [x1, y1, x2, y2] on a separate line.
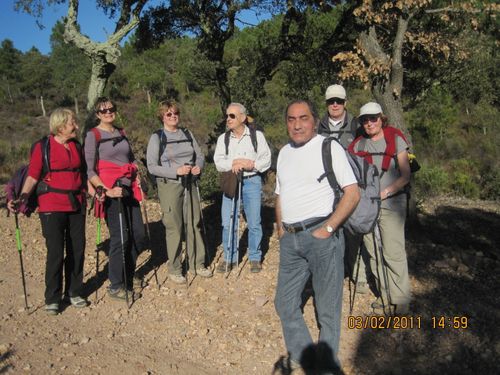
[414, 164, 450, 197]
[449, 158, 480, 198]
[198, 162, 220, 201]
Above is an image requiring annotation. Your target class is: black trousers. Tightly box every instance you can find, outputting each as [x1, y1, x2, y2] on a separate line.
[105, 196, 145, 290]
[39, 210, 86, 304]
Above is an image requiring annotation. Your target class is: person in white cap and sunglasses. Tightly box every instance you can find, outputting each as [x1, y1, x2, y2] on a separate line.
[319, 84, 369, 295]
[318, 84, 360, 148]
[348, 102, 412, 315]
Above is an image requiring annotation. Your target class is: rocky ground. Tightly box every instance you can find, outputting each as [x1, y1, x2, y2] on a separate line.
[0, 194, 499, 375]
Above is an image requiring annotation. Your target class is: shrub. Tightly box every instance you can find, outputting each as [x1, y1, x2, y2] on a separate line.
[199, 162, 220, 201]
[414, 164, 450, 196]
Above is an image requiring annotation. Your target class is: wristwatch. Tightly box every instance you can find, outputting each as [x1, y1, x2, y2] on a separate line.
[325, 225, 334, 233]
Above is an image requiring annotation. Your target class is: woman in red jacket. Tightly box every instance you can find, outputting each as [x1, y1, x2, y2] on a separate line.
[8, 108, 88, 315]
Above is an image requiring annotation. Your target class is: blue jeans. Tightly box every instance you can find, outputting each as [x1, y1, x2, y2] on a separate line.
[221, 175, 263, 263]
[274, 220, 344, 366]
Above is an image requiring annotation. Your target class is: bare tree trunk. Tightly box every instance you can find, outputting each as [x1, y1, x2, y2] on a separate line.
[146, 88, 151, 105]
[40, 95, 46, 117]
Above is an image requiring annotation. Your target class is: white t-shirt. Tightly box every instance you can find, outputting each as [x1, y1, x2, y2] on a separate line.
[275, 134, 357, 223]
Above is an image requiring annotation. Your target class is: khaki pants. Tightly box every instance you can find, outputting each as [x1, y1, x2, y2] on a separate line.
[363, 207, 411, 305]
[157, 180, 206, 275]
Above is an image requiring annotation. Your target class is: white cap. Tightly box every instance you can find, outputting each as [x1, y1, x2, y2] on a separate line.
[325, 84, 346, 100]
[359, 102, 382, 117]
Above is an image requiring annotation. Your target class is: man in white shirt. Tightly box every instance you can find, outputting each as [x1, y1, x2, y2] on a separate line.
[213, 103, 271, 273]
[274, 100, 360, 371]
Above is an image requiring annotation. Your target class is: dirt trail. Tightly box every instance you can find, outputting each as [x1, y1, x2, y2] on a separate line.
[1, 195, 499, 374]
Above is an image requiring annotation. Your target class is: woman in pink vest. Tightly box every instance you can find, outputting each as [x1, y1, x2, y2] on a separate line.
[84, 97, 145, 303]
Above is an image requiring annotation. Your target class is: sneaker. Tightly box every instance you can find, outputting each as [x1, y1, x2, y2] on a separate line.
[69, 296, 88, 308]
[216, 261, 236, 273]
[169, 274, 187, 284]
[196, 267, 213, 278]
[250, 261, 262, 273]
[45, 303, 59, 315]
[108, 287, 141, 301]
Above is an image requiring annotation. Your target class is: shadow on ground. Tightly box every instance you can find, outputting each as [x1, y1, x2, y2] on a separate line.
[350, 205, 500, 374]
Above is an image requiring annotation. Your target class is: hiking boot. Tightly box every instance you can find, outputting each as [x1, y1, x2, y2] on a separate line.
[169, 274, 187, 284]
[216, 261, 236, 273]
[45, 303, 59, 315]
[196, 267, 213, 278]
[356, 281, 369, 294]
[68, 296, 88, 308]
[250, 261, 262, 273]
[108, 287, 141, 301]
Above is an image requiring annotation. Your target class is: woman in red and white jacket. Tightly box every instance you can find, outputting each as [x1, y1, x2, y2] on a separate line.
[8, 108, 88, 315]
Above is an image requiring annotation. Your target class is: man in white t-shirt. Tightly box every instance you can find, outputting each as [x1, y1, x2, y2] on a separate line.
[274, 100, 360, 371]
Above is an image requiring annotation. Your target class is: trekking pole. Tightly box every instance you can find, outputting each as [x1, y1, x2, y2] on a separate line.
[14, 208, 29, 310]
[225, 191, 237, 276]
[349, 244, 363, 314]
[115, 181, 130, 308]
[94, 186, 106, 302]
[182, 173, 190, 285]
[194, 179, 210, 264]
[373, 223, 392, 314]
[139, 186, 159, 289]
[95, 217, 101, 301]
[235, 171, 243, 272]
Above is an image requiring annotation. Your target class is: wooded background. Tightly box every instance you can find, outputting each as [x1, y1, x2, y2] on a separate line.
[1, 0, 498, 200]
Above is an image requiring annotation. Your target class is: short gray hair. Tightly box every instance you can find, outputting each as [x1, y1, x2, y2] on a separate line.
[228, 102, 247, 116]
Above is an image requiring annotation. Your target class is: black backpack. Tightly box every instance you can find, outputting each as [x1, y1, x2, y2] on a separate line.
[318, 137, 381, 235]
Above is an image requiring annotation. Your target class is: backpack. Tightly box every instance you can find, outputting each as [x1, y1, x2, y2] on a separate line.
[348, 126, 420, 176]
[89, 127, 131, 172]
[145, 127, 195, 188]
[5, 136, 83, 215]
[318, 137, 381, 235]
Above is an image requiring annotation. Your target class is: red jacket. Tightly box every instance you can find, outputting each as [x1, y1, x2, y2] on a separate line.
[28, 136, 84, 212]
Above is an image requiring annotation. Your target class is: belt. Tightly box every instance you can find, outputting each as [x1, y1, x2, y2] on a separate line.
[243, 174, 258, 180]
[282, 216, 329, 234]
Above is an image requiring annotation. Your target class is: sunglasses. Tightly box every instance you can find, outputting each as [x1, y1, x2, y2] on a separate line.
[226, 113, 237, 119]
[164, 111, 180, 117]
[360, 115, 380, 124]
[97, 107, 116, 114]
[326, 98, 345, 105]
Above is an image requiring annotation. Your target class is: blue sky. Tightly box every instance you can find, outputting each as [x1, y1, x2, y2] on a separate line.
[0, 1, 270, 55]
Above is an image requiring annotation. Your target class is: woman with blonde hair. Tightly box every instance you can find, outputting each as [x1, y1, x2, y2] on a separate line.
[8, 108, 88, 315]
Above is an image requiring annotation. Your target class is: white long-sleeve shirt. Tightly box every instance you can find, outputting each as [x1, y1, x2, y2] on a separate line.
[213, 125, 271, 176]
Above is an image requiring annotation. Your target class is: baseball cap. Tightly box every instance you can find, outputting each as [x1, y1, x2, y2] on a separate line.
[359, 102, 382, 117]
[325, 85, 346, 100]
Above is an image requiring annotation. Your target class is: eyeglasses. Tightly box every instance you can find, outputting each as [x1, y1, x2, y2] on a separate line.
[97, 107, 116, 114]
[326, 98, 345, 106]
[226, 113, 237, 119]
[164, 111, 179, 117]
[360, 115, 380, 125]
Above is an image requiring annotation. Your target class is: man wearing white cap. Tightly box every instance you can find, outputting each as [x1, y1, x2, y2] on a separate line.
[319, 84, 369, 295]
[318, 84, 360, 148]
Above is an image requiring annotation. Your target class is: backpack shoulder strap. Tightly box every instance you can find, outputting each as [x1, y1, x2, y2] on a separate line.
[382, 126, 406, 172]
[249, 127, 258, 153]
[317, 137, 340, 192]
[156, 129, 166, 164]
[90, 127, 101, 143]
[39, 136, 51, 178]
[224, 130, 231, 155]
[180, 127, 193, 144]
